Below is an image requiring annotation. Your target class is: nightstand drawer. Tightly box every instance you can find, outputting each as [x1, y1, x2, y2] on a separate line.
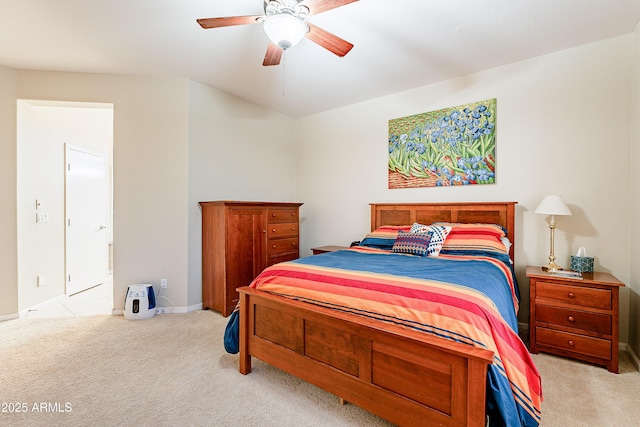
[537, 281, 611, 310]
[536, 305, 612, 334]
[536, 327, 611, 360]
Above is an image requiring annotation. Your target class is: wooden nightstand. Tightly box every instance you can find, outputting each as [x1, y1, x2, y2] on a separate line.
[526, 265, 625, 373]
[310, 245, 349, 255]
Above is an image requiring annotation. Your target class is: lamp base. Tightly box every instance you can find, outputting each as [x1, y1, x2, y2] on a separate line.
[541, 262, 563, 273]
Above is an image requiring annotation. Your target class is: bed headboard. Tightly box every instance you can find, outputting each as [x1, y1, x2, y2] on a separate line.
[370, 202, 517, 260]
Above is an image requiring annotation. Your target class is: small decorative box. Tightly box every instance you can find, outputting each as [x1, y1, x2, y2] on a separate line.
[570, 255, 594, 273]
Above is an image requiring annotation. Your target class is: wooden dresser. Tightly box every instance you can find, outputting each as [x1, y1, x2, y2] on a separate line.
[526, 265, 624, 373]
[200, 201, 303, 316]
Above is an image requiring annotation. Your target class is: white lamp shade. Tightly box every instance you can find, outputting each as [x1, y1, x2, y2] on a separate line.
[535, 195, 572, 216]
[263, 14, 308, 50]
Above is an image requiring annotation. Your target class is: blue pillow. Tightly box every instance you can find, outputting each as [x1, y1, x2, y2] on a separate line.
[359, 225, 411, 249]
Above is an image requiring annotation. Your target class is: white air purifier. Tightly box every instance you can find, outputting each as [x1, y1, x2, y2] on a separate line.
[124, 284, 156, 320]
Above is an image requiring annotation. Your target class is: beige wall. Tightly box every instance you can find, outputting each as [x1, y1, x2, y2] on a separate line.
[0, 65, 18, 319]
[0, 71, 296, 317]
[295, 35, 634, 340]
[16, 101, 113, 311]
[629, 22, 640, 358]
[14, 71, 191, 311]
[186, 80, 297, 307]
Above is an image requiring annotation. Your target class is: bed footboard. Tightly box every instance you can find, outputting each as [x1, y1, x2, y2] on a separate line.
[238, 287, 493, 427]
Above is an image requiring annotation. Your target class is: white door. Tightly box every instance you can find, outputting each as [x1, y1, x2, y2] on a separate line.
[65, 144, 108, 295]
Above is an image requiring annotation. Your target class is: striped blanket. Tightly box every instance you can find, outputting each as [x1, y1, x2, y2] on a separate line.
[247, 247, 542, 427]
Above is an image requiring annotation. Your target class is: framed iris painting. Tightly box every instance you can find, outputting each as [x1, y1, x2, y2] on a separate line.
[388, 98, 496, 188]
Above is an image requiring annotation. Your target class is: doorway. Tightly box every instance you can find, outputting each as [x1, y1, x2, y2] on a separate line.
[65, 144, 109, 295]
[17, 100, 114, 314]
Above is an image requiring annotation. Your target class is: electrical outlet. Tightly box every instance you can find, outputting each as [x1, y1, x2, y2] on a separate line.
[160, 278, 167, 289]
[156, 307, 171, 314]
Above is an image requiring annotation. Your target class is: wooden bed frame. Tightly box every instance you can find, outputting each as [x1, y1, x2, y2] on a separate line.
[237, 202, 517, 426]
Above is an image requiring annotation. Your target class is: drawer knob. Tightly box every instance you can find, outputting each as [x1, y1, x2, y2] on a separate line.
[291, 227, 295, 231]
[567, 316, 575, 322]
[272, 213, 276, 217]
[568, 340, 575, 346]
[567, 292, 575, 298]
[292, 243, 297, 247]
[272, 228, 276, 232]
[272, 245, 276, 249]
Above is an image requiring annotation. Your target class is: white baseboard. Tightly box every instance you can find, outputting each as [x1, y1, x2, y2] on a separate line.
[112, 302, 203, 316]
[153, 302, 203, 314]
[0, 312, 19, 322]
[623, 342, 640, 371]
[187, 302, 203, 312]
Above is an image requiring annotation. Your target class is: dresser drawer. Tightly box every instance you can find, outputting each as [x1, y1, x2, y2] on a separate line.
[268, 208, 299, 224]
[268, 252, 299, 266]
[536, 281, 611, 310]
[536, 304, 611, 334]
[536, 327, 611, 360]
[268, 238, 298, 256]
[268, 222, 299, 239]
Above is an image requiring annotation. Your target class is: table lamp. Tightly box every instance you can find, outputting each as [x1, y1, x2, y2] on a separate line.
[535, 195, 572, 272]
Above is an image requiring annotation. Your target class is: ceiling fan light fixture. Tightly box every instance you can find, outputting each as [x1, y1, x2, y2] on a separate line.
[263, 13, 308, 50]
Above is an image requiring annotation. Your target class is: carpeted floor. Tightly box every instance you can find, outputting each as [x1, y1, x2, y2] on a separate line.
[530, 349, 640, 426]
[1, 310, 638, 426]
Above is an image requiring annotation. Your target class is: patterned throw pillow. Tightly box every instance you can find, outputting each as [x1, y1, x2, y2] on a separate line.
[425, 224, 452, 256]
[409, 222, 452, 257]
[392, 230, 432, 257]
[410, 222, 430, 233]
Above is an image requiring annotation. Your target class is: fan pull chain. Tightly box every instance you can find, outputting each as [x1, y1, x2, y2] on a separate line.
[281, 50, 286, 96]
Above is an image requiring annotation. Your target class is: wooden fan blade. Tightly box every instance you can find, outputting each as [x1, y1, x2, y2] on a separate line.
[263, 42, 283, 66]
[305, 23, 353, 57]
[302, 0, 359, 16]
[197, 15, 262, 29]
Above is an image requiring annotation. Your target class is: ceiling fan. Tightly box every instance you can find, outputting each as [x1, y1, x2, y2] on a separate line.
[197, 0, 358, 66]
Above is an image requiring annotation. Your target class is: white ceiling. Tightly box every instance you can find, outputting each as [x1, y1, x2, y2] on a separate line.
[1, 0, 639, 117]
